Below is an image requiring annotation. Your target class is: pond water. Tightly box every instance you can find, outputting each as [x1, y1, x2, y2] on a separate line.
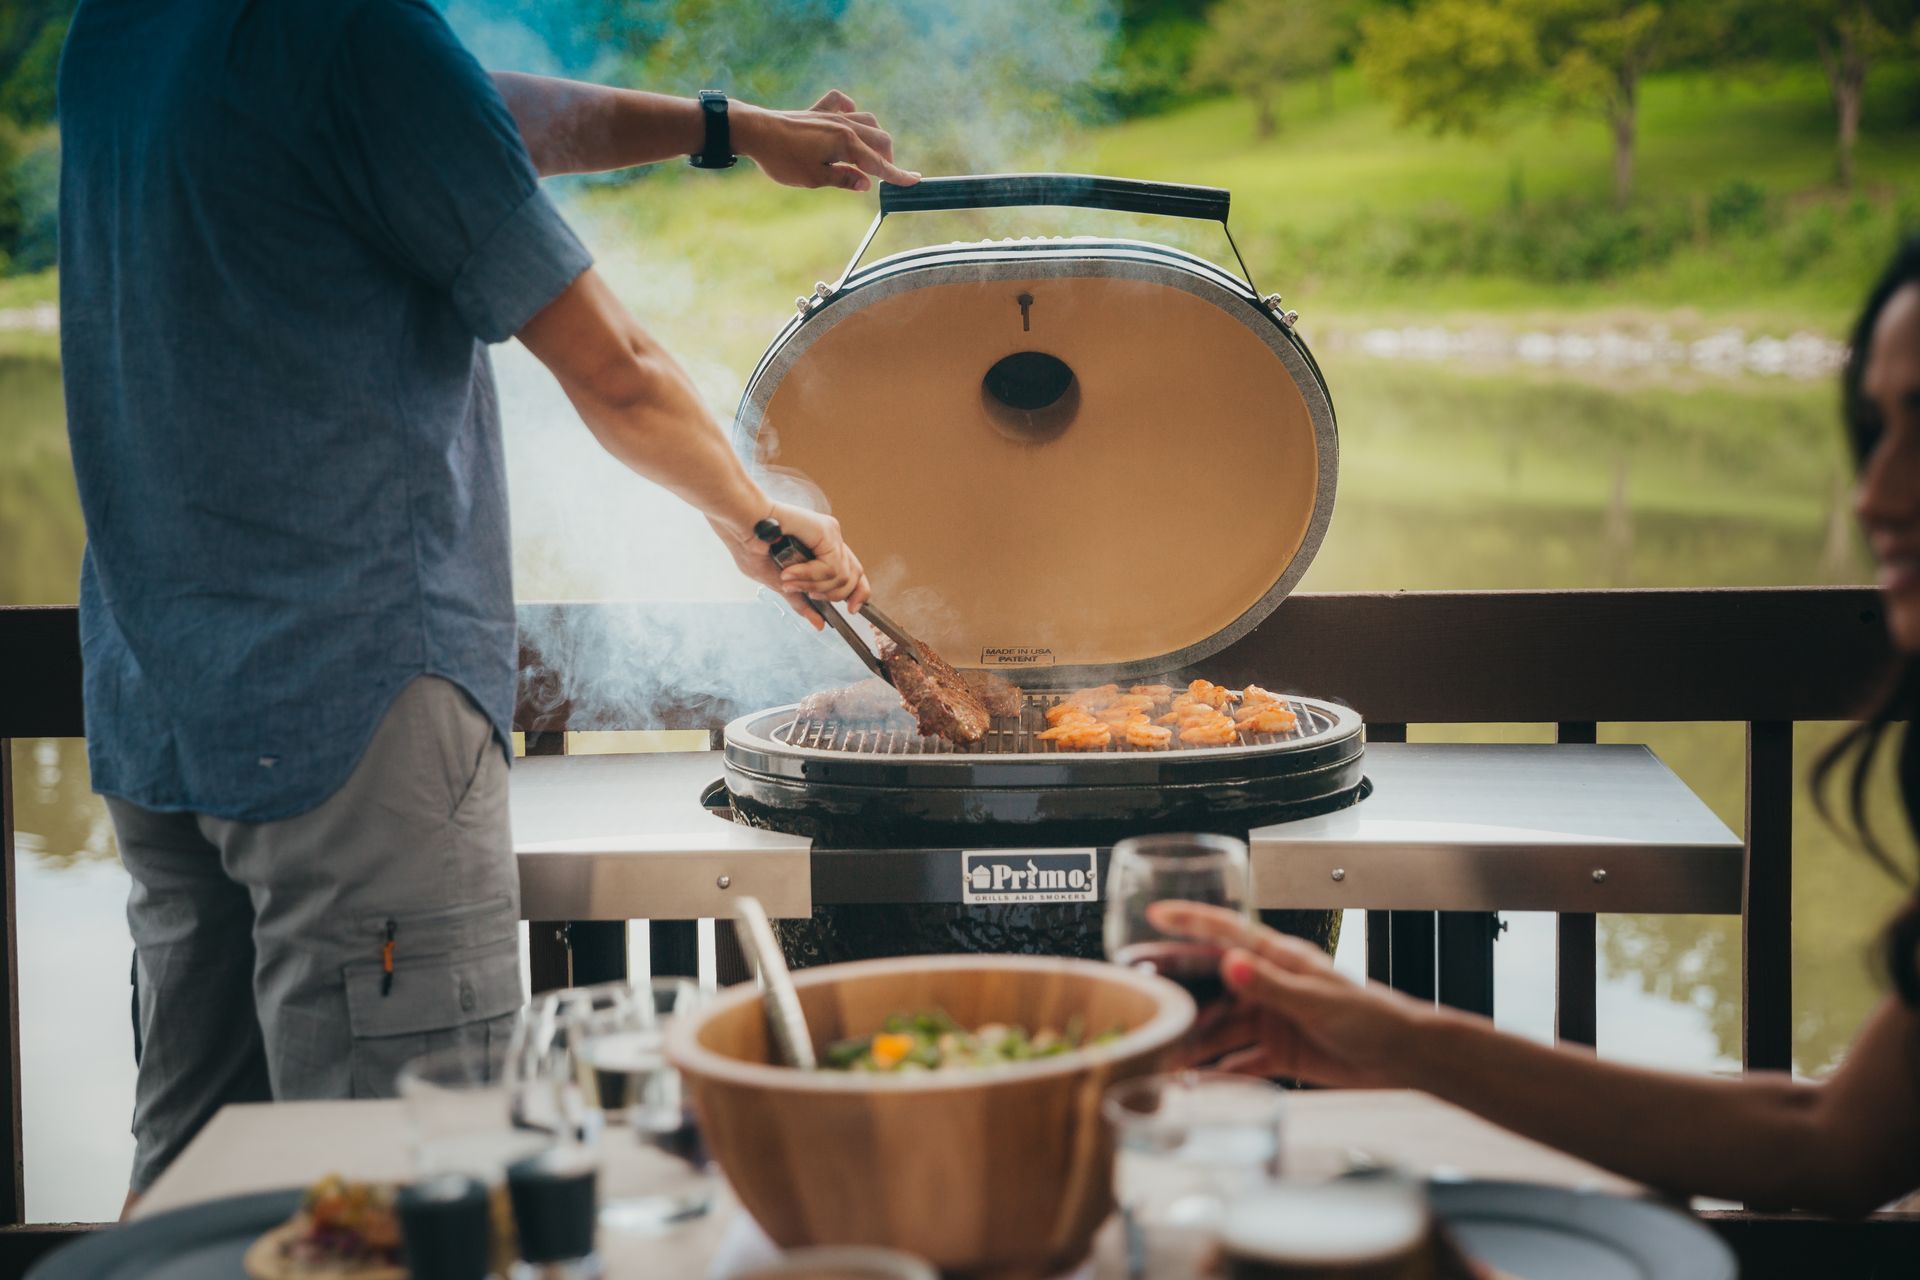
[3, 332, 1908, 1222]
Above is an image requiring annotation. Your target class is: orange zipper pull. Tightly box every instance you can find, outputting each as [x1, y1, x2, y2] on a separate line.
[381, 919, 396, 997]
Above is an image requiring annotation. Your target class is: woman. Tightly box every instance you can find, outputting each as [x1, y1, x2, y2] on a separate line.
[1157, 238, 1920, 1215]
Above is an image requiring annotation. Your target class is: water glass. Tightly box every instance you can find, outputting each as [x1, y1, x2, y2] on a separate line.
[1105, 833, 1252, 1010]
[1103, 1071, 1285, 1275]
[398, 1039, 554, 1183]
[565, 976, 715, 1233]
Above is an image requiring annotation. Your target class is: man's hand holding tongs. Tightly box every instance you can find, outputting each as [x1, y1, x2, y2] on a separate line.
[715, 501, 871, 629]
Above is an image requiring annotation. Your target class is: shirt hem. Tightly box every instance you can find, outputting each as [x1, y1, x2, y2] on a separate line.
[92, 669, 514, 825]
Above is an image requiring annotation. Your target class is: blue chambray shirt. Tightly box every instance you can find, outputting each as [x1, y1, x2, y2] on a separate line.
[58, 0, 592, 821]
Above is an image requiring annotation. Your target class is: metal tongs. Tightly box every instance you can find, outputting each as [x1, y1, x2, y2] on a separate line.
[755, 517, 928, 685]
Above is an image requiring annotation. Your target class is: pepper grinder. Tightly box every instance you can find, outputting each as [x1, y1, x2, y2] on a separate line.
[396, 1175, 494, 1280]
[506, 1148, 602, 1280]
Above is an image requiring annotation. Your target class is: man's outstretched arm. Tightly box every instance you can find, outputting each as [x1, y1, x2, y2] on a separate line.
[515, 268, 871, 623]
[492, 76, 918, 191]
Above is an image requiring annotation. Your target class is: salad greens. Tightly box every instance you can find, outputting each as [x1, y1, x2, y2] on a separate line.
[822, 1008, 1121, 1073]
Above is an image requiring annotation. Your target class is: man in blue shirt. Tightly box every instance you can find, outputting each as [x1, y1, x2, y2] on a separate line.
[58, 0, 915, 1203]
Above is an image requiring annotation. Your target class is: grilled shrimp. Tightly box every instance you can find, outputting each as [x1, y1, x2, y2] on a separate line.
[1238, 685, 1288, 712]
[1124, 719, 1173, 749]
[1235, 706, 1299, 735]
[1178, 715, 1238, 746]
[1185, 679, 1234, 709]
[1041, 720, 1112, 750]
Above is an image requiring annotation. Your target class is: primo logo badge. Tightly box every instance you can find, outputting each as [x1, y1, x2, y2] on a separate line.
[961, 849, 1099, 905]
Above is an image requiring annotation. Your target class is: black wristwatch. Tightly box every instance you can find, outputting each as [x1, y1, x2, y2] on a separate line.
[689, 90, 736, 169]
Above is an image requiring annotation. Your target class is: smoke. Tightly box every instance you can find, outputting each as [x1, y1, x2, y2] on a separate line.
[448, 0, 1120, 724]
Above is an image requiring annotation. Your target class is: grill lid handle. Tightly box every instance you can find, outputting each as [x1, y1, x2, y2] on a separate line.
[831, 171, 1262, 301]
[878, 172, 1230, 223]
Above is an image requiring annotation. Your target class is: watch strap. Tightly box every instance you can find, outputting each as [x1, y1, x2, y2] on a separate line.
[689, 90, 736, 169]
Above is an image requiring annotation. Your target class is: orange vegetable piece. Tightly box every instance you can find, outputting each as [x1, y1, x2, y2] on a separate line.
[870, 1033, 916, 1069]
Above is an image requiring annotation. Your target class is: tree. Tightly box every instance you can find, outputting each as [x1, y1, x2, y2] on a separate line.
[0, 1, 71, 127]
[1361, 0, 1716, 207]
[1359, 0, 1540, 134]
[1189, 0, 1344, 138]
[1765, 1, 1918, 188]
[1534, 1, 1676, 208]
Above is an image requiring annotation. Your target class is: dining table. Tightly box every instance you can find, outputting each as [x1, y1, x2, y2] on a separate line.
[133, 1089, 1648, 1277]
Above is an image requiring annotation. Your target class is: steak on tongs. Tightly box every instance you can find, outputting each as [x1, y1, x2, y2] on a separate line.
[881, 639, 991, 743]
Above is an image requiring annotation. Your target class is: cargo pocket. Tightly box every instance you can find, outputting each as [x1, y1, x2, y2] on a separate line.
[342, 934, 522, 1098]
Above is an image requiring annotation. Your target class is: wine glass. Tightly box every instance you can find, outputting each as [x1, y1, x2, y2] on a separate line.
[1104, 832, 1251, 1008]
[564, 976, 716, 1233]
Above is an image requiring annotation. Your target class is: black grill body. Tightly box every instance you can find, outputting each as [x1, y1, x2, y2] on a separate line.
[713, 692, 1368, 965]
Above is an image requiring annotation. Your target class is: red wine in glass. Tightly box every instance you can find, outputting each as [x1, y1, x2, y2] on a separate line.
[1114, 939, 1229, 1008]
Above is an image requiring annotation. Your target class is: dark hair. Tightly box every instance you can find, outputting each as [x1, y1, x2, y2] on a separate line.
[1813, 236, 1920, 1007]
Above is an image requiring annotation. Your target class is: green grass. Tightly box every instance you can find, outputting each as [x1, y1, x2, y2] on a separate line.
[0, 267, 55, 310]
[1072, 63, 1919, 327]
[569, 60, 1917, 339]
[1081, 64, 1915, 224]
[0, 268, 57, 358]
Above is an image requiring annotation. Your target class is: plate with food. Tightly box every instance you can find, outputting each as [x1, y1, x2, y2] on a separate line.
[242, 1176, 403, 1279]
[27, 1178, 403, 1280]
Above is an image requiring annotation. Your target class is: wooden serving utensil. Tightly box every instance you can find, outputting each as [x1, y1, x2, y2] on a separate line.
[731, 895, 817, 1070]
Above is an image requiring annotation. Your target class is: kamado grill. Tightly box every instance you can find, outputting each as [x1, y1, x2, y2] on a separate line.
[722, 692, 1364, 847]
[705, 174, 1369, 964]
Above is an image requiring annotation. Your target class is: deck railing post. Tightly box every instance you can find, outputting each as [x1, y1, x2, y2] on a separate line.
[1744, 721, 1794, 1073]
[1555, 722, 1600, 1048]
[523, 731, 576, 994]
[1363, 724, 1407, 988]
[0, 741, 24, 1225]
[1437, 913, 1497, 1017]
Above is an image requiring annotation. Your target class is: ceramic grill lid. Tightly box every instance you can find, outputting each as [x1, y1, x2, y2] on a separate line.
[736, 174, 1336, 689]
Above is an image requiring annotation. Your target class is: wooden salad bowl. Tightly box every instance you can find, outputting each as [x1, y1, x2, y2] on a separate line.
[666, 954, 1196, 1280]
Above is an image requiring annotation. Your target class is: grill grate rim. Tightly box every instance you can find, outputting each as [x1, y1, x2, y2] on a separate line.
[769, 691, 1340, 757]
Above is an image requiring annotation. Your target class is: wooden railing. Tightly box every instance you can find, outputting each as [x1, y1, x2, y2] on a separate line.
[0, 588, 1909, 1275]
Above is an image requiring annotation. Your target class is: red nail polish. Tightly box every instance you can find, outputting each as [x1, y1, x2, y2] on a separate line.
[1224, 955, 1254, 988]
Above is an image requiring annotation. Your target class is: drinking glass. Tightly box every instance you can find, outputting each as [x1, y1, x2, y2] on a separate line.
[398, 1039, 555, 1183]
[565, 976, 715, 1234]
[1104, 832, 1251, 1008]
[1103, 1071, 1285, 1276]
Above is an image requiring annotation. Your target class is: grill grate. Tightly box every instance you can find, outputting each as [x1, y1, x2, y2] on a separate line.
[771, 691, 1342, 757]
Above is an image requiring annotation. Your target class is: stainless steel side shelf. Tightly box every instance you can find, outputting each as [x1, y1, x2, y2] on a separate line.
[1249, 743, 1742, 915]
[509, 743, 1740, 922]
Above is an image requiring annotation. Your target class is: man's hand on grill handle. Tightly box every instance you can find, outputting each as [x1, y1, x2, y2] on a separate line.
[712, 501, 872, 629]
[733, 91, 920, 193]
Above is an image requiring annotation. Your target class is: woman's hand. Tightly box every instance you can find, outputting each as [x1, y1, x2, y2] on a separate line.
[732, 91, 920, 192]
[711, 500, 871, 629]
[1148, 901, 1430, 1087]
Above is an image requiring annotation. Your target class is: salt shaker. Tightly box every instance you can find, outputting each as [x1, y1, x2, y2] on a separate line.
[396, 1174, 493, 1280]
[506, 1148, 602, 1279]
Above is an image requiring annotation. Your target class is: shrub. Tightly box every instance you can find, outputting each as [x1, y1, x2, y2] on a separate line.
[1706, 178, 1772, 238]
[4, 125, 56, 273]
[1779, 204, 1837, 276]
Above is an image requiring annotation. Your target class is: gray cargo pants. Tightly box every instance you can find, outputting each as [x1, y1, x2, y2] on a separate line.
[108, 676, 524, 1192]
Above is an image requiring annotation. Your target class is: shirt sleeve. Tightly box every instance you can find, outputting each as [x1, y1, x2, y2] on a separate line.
[313, 0, 592, 342]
